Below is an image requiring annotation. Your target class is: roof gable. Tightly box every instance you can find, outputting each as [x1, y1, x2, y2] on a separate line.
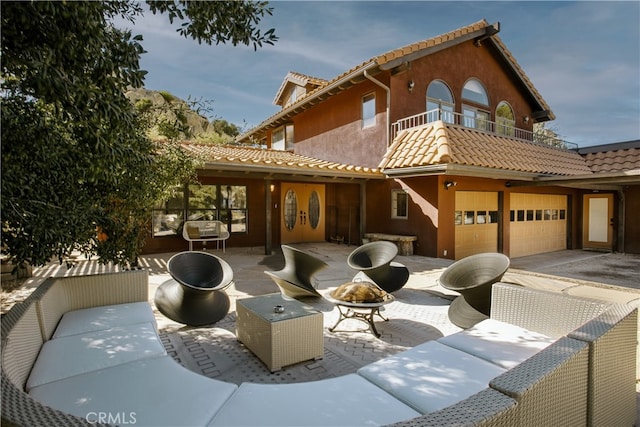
[239, 19, 553, 142]
[273, 71, 328, 108]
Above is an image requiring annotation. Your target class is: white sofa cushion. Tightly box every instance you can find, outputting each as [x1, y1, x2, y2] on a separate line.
[26, 322, 166, 391]
[209, 373, 420, 426]
[357, 341, 506, 414]
[52, 302, 156, 339]
[29, 356, 237, 427]
[438, 319, 555, 369]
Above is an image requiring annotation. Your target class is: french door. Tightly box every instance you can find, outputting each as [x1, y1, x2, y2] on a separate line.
[281, 183, 325, 243]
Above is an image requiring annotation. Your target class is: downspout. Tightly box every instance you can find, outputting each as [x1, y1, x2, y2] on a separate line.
[364, 69, 391, 147]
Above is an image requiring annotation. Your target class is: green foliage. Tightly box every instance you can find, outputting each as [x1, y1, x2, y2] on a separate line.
[147, 1, 278, 49]
[1, 0, 276, 267]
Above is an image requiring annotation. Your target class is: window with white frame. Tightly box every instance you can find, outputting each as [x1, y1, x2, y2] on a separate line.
[391, 189, 408, 219]
[272, 127, 285, 150]
[271, 124, 294, 151]
[463, 105, 490, 131]
[462, 78, 489, 106]
[362, 93, 376, 128]
[426, 80, 455, 123]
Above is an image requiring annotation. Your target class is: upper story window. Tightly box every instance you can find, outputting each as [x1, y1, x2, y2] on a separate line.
[426, 80, 454, 123]
[462, 78, 489, 106]
[496, 101, 515, 136]
[362, 92, 376, 128]
[287, 88, 298, 106]
[271, 124, 295, 151]
[463, 105, 490, 131]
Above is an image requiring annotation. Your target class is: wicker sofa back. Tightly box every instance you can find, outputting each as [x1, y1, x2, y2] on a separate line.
[2, 275, 637, 427]
[1, 270, 149, 426]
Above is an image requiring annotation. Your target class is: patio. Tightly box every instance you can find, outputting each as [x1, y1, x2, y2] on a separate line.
[2, 243, 639, 423]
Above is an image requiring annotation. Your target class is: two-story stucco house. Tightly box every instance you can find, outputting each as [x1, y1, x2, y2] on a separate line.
[143, 20, 640, 259]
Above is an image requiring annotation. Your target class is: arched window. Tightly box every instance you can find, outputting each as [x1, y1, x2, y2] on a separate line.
[426, 80, 454, 123]
[496, 102, 515, 136]
[462, 78, 490, 130]
[462, 79, 489, 105]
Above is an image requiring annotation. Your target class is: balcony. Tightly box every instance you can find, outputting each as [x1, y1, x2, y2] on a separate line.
[391, 109, 576, 150]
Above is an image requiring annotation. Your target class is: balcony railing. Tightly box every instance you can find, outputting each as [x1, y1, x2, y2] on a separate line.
[391, 109, 576, 149]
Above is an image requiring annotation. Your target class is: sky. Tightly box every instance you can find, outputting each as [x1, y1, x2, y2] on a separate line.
[121, 1, 640, 147]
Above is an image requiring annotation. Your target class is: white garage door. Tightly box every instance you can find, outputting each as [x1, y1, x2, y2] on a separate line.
[510, 193, 567, 258]
[454, 191, 498, 260]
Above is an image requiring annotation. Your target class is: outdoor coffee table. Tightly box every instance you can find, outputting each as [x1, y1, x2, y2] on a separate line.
[236, 293, 324, 372]
[324, 293, 395, 338]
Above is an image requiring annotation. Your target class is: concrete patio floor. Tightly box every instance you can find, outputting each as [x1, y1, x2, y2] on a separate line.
[2, 243, 639, 422]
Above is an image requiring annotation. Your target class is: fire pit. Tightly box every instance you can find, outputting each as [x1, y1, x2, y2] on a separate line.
[325, 281, 395, 337]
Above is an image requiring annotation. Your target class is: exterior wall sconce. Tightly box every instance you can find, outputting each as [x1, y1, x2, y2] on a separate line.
[408, 80, 415, 93]
[523, 116, 530, 123]
[444, 180, 457, 190]
[270, 184, 275, 192]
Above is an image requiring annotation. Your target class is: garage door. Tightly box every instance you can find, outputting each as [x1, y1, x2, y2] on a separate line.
[454, 191, 498, 260]
[510, 193, 567, 258]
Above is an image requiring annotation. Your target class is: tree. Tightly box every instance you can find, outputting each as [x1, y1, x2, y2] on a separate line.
[1, 1, 277, 267]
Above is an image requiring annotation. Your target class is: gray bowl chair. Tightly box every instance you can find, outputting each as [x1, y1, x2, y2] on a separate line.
[438, 252, 510, 329]
[264, 245, 329, 299]
[154, 251, 234, 326]
[347, 241, 409, 293]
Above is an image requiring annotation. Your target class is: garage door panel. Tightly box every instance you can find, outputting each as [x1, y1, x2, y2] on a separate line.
[454, 192, 498, 260]
[510, 194, 567, 258]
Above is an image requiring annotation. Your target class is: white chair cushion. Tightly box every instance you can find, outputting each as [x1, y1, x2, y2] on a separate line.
[209, 374, 420, 426]
[357, 341, 506, 414]
[438, 319, 555, 369]
[52, 302, 156, 339]
[26, 322, 165, 391]
[29, 356, 237, 427]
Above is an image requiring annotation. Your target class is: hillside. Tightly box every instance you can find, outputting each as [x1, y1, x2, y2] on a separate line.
[125, 88, 240, 143]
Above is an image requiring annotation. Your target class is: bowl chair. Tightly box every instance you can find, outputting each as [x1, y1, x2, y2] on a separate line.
[264, 245, 329, 299]
[347, 242, 409, 293]
[439, 252, 510, 328]
[154, 251, 234, 326]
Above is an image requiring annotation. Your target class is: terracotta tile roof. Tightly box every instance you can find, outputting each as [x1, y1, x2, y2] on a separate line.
[580, 143, 640, 173]
[380, 121, 593, 176]
[180, 142, 382, 178]
[375, 20, 489, 66]
[240, 19, 553, 141]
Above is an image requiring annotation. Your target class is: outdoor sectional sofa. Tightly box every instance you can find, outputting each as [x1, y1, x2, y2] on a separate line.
[1, 270, 637, 426]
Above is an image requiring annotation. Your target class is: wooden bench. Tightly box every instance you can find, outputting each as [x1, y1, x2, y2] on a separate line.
[183, 220, 230, 252]
[364, 233, 417, 256]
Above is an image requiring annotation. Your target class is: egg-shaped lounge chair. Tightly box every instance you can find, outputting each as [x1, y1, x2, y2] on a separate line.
[154, 251, 234, 326]
[264, 245, 329, 299]
[439, 252, 510, 329]
[347, 241, 409, 293]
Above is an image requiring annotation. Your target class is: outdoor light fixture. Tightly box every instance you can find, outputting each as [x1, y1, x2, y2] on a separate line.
[444, 181, 457, 190]
[408, 80, 415, 92]
[523, 116, 530, 123]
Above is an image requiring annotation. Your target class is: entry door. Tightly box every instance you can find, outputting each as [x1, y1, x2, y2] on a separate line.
[583, 194, 614, 251]
[281, 183, 325, 243]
